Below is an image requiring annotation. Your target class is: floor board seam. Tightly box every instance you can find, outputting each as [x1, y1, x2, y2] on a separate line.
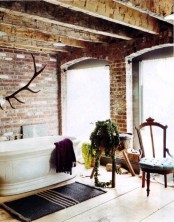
[138, 199, 174, 222]
[62, 186, 140, 221]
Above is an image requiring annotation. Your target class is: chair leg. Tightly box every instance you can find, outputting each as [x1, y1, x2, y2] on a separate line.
[146, 172, 150, 197]
[164, 174, 167, 188]
[142, 171, 145, 188]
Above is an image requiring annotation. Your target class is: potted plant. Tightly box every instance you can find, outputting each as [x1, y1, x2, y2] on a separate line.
[90, 119, 120, 187]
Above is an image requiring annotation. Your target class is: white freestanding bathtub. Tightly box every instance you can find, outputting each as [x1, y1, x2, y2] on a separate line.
[0, 135, 79, 196]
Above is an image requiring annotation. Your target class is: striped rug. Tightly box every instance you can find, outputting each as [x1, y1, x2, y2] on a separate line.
[1, 182, 106, 222]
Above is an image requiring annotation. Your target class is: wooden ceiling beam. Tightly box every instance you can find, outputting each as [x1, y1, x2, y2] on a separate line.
[0, 36, 68, 53]
[0, 13, 114, 43]
[114, 0, 173, 17]
[0, 42, 57, 54]
[45, 0, 160, 34]
[0, 23, 91, 48]
[0, 1, 133, 40]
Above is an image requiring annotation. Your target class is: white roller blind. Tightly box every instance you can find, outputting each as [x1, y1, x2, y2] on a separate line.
[140, 57, 174, 152]
[63, 66, 110, 140]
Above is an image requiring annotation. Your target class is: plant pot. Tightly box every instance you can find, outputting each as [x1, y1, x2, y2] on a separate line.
[82, 142, 92, 169]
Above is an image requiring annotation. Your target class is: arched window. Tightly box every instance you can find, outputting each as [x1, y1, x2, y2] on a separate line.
[139, 57, 174, 151]
[132, 46, 174, 150]
[62, 60, 110, 140]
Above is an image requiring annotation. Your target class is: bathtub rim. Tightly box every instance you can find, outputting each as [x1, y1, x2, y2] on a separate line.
[0, 173, 76, 196]
[0, 135, 77, 156]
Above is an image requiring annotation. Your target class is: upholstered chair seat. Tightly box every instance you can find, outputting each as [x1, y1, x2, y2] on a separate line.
[139, 157, 174, 171]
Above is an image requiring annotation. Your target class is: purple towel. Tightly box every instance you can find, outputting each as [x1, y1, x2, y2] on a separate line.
[54, 138, 76, 175]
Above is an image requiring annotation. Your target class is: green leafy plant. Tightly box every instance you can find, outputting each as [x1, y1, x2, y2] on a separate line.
[90, 119, 120, 187]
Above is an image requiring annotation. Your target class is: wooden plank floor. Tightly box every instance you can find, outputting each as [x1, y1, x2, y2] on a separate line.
[0, 164, 173, 222]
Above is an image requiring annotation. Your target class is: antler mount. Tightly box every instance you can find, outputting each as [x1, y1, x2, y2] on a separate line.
[0, 54, 47, 110]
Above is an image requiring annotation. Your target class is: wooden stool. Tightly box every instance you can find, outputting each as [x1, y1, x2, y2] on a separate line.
[90, 147, 117, 188]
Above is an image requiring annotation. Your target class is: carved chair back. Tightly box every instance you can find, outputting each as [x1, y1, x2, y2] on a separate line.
[135, 117, 168, 159]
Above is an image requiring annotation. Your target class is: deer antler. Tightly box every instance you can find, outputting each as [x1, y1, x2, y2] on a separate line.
[0, 54, 47, 110]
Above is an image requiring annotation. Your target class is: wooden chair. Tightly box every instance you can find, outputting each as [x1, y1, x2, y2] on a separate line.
[135, 117, 174, 196]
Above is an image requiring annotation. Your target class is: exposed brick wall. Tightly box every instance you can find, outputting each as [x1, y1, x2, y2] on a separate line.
[0, 48, 58, 138]
[110, 61, 127, 132]
[0, 30, 173, 138]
